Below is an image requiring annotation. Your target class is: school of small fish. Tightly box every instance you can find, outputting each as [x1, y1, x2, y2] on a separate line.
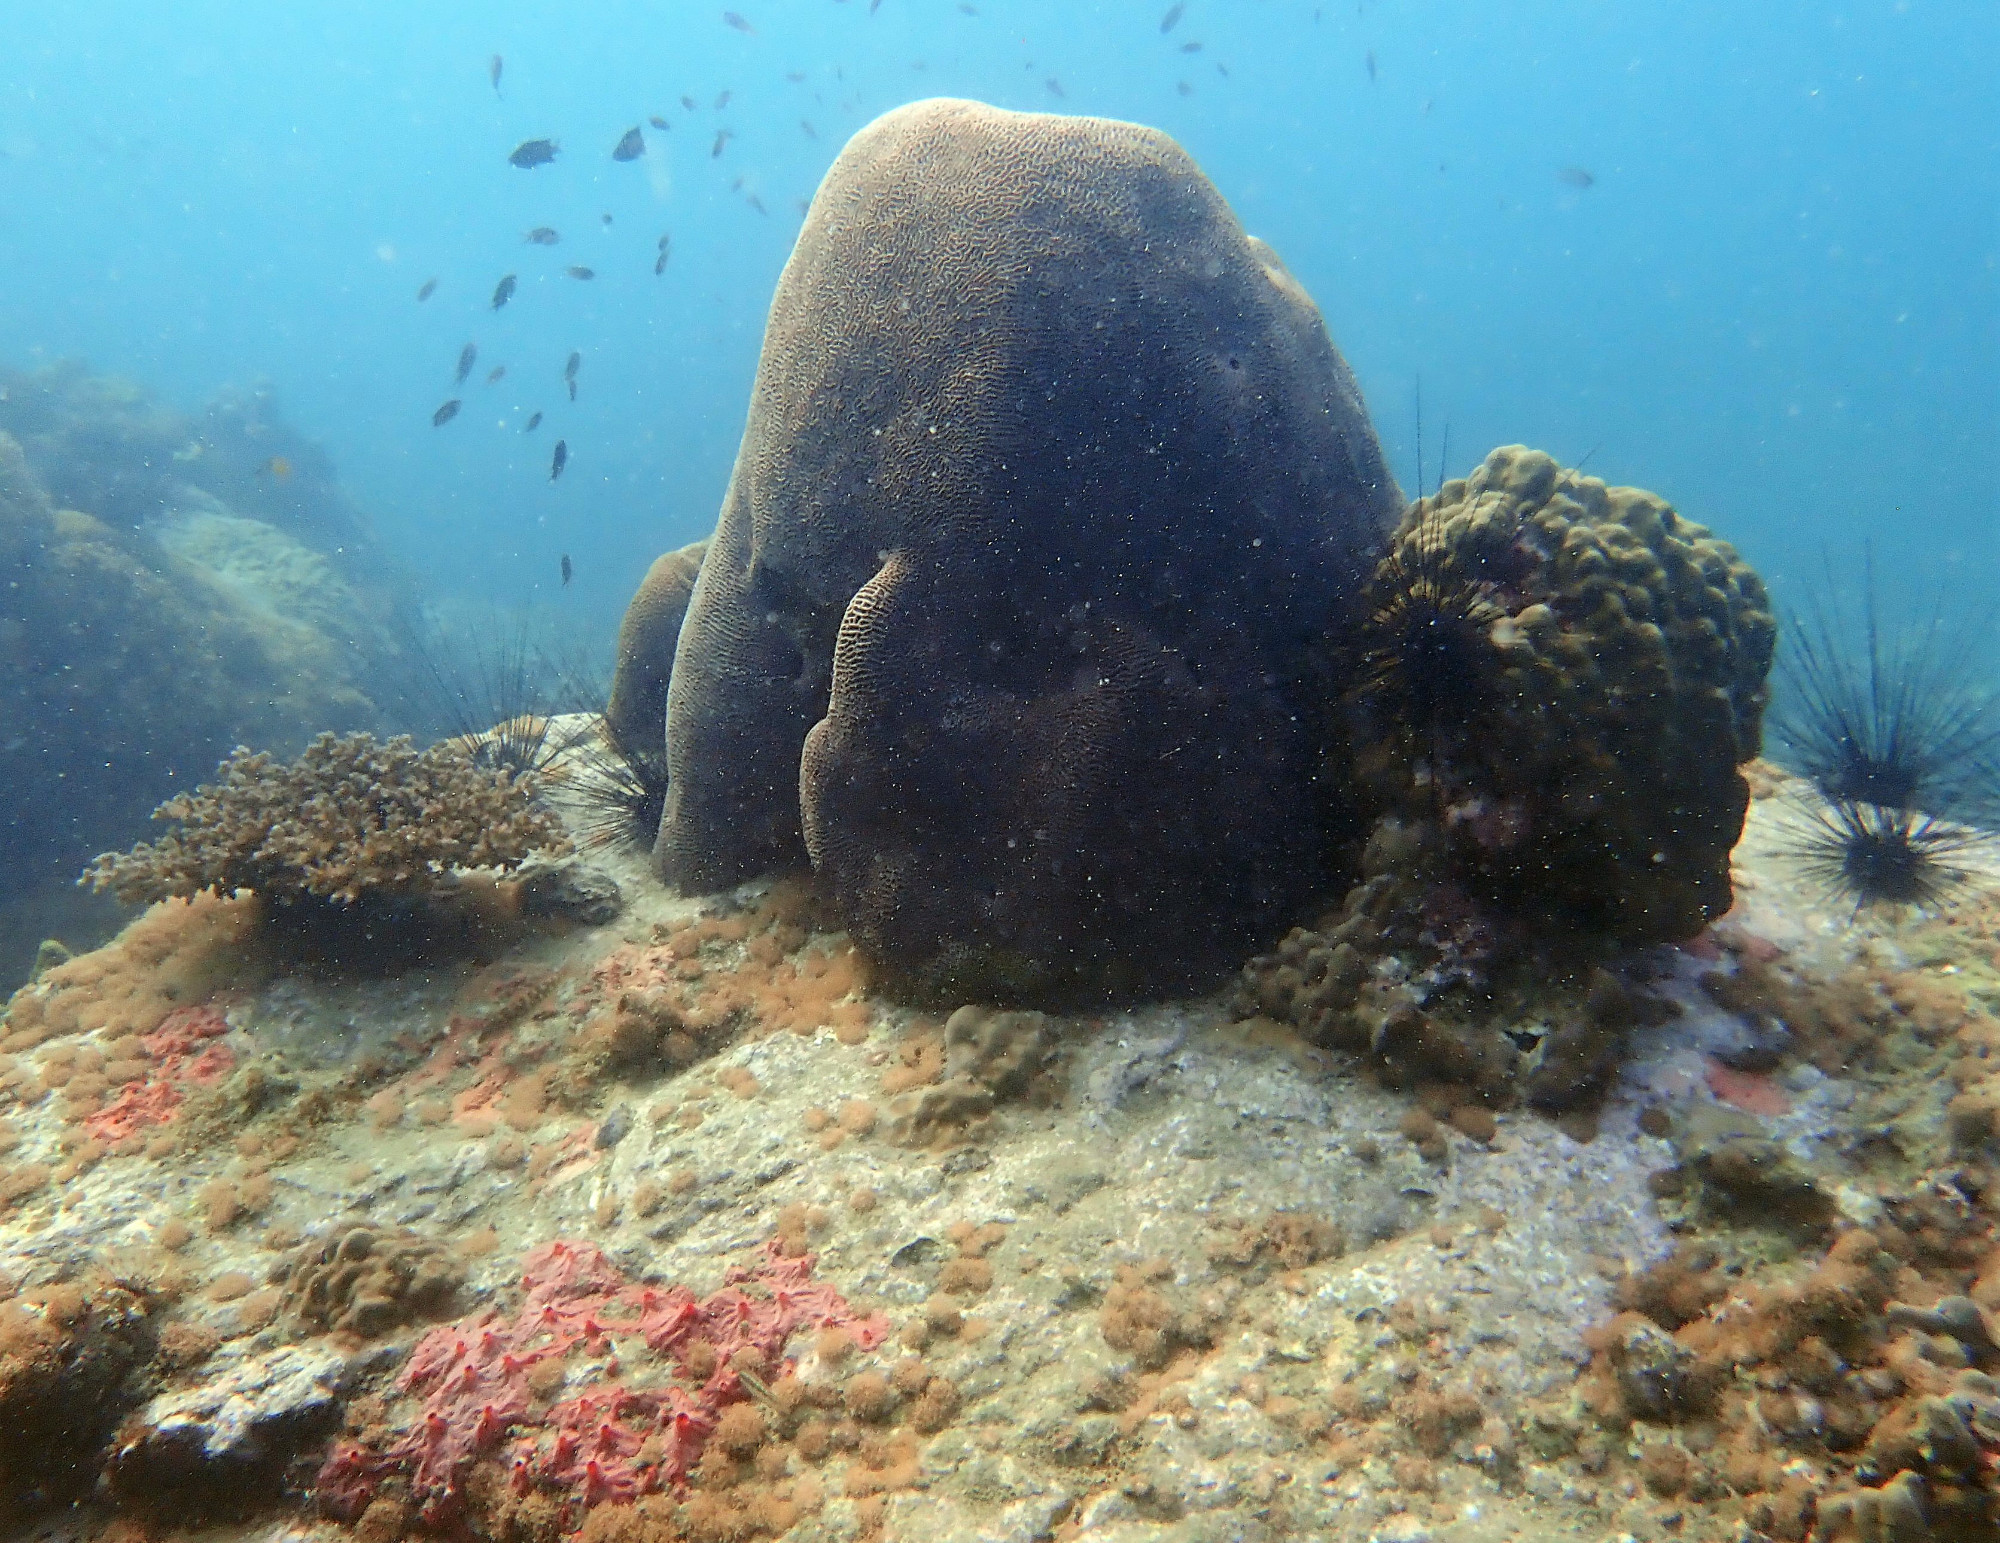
[428, 9, 1568, 602]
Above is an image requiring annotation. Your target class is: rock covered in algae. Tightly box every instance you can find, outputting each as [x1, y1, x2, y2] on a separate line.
[1356, 444, 1775, 944]
[0, 432, 379, 881]
[639, 96, 1401, 1002]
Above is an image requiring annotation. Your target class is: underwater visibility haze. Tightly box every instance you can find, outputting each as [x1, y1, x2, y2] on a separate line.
[0, 2, 1995, 1541]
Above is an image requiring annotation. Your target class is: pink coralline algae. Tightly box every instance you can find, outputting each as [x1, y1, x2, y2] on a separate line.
[314, 1237, 889, 1527]
[82, 1003, 236, 1144]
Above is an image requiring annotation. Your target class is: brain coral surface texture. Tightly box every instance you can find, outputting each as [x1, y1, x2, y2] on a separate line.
[605, 539, 706, 764]
[652, 97, 1403, 1001]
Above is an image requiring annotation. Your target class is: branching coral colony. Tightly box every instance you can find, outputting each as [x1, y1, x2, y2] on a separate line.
[82, 731, 568, 919]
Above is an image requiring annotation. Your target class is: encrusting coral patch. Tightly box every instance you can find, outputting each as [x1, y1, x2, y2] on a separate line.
[317, 1237, 890, 1534]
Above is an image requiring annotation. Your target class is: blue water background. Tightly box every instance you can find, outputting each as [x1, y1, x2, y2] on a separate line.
[0, 0, 1992, 639]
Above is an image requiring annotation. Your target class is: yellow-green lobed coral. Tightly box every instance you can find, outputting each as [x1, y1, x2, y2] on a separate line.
[83, 732, 568, 908]
[1354, 445, 1775, 944]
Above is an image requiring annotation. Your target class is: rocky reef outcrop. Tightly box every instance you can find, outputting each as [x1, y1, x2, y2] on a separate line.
[0, 366, 413, 985]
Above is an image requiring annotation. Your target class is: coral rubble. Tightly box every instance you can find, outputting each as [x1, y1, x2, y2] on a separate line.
[626, 96, 1400, 1002]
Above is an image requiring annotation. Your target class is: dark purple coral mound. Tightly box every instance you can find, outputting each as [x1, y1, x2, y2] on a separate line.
[622, 98, 1402, 1003]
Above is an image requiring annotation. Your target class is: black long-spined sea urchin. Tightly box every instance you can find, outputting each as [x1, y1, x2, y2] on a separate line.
[1771, 556, 2000, 825]
[1780, 799, 1990, 913]
[1353, 513, 1505, 750]
[568, 728, 670, 855]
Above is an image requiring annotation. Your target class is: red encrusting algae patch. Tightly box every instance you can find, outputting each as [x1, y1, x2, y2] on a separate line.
[1703, 1057, 1792, 1118]
[314, 1236, 889, 1529]
[81, 1004, 236, 1144]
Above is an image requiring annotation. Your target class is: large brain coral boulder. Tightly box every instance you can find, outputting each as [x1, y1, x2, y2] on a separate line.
[1354, 445, 1776, 943]
[649, 97, 1402, 1000]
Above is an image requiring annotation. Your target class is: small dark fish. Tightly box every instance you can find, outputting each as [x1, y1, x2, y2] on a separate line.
[958, 2, 978, 13]
[1180, 40, 1203, 52]
[800, 118, 817, 139]
[524, 411, 543, 432]
[1045, 76, 1065, 98]
[1557, 165, 1596, 189]
[711, 129, 733, 158]
[1217, 61, 1230, 76]
[550, 440, 568, 480]
[491, 273, 517, 309]
[785, 71, 806, 83]
[454, 342, 478, 384]
[722, 10, 755, 33]
[416, 277, 438, 302]
[1365, 50, 1377, 82]
[525, 226, 561, 245]
[657, 232, 672, 252]
[567, 380, 577, 402]
[486, 365, 507, 385]
[565, 350, 581, 381]
[714, 89, 733, 109]
[730, 174, 744, 192]
[654, 250, 669, 276]
[601, 212, 614, 227]
[432, 399, 461, 427]
[870, 0, 882, 12]
[1177, 79, 1194, 96]
[681, 94, 698, 111]
[489, 54, 503, 95]
[747, 193, 767, 216]
[561, 553, 573, 587]
[566, 265, 595, 280]
[509, 138, 560, 169]
[1160, 2, 1184, 33]
[649, 115, 671, 130]
[612, 126, 646, 161]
